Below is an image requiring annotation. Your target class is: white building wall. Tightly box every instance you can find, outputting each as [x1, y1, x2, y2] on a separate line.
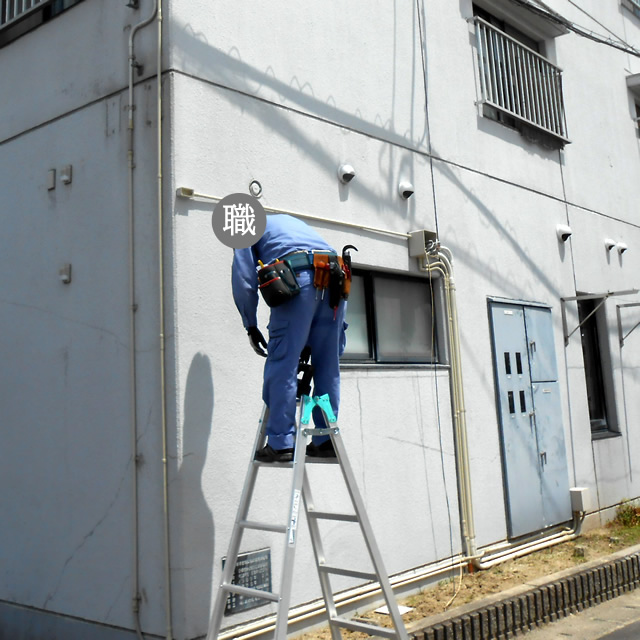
[2, 0, 640, 639]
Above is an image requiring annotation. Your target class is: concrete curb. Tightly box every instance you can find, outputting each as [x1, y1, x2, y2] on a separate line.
[407, 543, 640, 640]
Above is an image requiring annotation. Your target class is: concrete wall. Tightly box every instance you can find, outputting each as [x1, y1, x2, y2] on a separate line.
[2, 0, 640, 639]
[0, 1, 169, 638]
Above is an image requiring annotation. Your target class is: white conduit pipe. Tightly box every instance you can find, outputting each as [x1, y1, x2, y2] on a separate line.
[174, 189, 412, 240]
[127, 2, 158, 639]
[420, 249, 478, 560]
[156, 1, 174, 638]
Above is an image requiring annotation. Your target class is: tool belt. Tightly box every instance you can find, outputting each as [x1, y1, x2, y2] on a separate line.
[257, 247, 355, 310]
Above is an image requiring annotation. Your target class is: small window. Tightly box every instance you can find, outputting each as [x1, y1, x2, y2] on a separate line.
[0, 0, 84, 48]
[342, 270, 441, 364]
[577, 297, 615, 435]
[635, 102, 640, 139]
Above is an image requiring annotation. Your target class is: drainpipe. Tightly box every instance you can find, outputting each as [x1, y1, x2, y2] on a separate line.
[127, 2, 158, 639]
[155, 2, 174, 639]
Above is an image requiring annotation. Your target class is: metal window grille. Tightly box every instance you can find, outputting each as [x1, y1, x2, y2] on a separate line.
[631, 0, 640, 10]
[474, 16, 569, 142]
[1, 0, 45, 28]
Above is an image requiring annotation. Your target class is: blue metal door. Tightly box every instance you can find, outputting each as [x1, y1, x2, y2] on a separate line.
[532, 382, 572, 526]
[490, 303, 544, 537]
[490, 301, 572, 538]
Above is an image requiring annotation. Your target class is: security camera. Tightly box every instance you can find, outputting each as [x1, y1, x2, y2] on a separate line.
[617, 242, 628, 254]
[604, 238, 616, 251]
[398, 181, 414, 199]
[337, 164, 356, 184]
[556, 224, 572, 242]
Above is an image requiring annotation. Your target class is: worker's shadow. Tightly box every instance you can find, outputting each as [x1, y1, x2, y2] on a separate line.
[175, 353, 215, 637]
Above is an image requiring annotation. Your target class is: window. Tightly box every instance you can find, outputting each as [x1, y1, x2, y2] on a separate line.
[472, 4, 569, 144]
[342, 270, 442, 364]
[577, 297, 615, 435]
[0, 0, 83, 48]
[635, 102, 640, 139]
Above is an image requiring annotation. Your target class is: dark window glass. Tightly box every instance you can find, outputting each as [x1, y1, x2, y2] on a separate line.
[342, 270, 440, 364]
[577, 298, 610, 433]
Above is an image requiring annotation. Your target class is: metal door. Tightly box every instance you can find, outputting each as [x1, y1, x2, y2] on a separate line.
[490, 303, 544, 537]
[532, 382, 572, 526]
[490, 301, 571, 538]
[523, 306, 558, 382]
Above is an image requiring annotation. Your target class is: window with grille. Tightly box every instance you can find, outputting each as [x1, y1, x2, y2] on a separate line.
[472, 6, 569, 144]
[342, 270, 444, 365]
[622, 0, 640, 19]
[1, 0, 83, 47]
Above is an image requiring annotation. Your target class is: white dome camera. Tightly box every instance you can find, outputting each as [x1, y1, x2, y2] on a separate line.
[337, 164, 356, 184]
[556, 224, 572, 242]
[617, 242, 628, 254]
[604, 238, 616, 251]
[398, 181, 414, 199]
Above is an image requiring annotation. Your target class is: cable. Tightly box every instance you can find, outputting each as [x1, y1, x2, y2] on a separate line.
[510, 0, 640, 58]
[417, 0, 461, 608]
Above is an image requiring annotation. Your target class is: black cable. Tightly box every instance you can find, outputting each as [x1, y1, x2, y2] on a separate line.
[510, 0, 640, 58]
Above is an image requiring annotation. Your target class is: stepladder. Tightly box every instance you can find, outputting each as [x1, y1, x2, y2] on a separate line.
[206, 389, 409, 640]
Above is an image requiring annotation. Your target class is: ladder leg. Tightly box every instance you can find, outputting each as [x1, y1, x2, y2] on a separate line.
[330, 429, 409, 640]
[302, 472, 342, 640]
[273, 410, 308, 640]
[206, 406, 270, 640]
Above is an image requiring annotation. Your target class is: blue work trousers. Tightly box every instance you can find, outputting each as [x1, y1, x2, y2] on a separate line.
[262, 269, 346, 450]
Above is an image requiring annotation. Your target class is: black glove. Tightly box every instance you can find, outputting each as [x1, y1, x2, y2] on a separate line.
[247, 326, 268, 357]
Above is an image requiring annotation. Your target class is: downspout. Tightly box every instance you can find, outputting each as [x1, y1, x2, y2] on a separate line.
[156, 2, 174, 639]
[127, 2, 158, 639]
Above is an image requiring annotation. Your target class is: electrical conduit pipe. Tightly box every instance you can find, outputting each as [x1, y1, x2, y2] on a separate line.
[128, 2, 174, 640]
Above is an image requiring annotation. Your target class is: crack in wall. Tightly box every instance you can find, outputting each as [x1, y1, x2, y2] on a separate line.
[41, 457, 132, 610]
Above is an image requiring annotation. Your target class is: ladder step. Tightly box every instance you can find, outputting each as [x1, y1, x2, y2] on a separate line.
[239, 519, 288, 534]
[222, 583, 279, 603]
[252, 460, 293, 469]
[318, 565, 377, 581]
[330, 617, 399, 638]
[308, 510, 358, 523]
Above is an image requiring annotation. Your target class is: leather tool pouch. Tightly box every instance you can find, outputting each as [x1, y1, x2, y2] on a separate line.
[257, 260, 300, 307]
[313, 254, 331, 289]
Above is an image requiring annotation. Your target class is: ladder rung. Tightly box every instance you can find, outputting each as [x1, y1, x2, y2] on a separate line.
[222, 583, 279, 603]
[318, 565, 377, 581]
[252, 460, 293, 468]
[308, 510, 358, 523]
[239, 519, 288, 533]
[330, 617, 399, 638]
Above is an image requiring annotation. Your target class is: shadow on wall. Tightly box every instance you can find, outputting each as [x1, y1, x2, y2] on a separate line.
[174, 352, 215, 638]
[172, 13, 427, 227]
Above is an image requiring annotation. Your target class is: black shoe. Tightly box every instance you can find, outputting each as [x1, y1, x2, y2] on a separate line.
[306, 440, 336, 458]
[255, 444, 294, 463]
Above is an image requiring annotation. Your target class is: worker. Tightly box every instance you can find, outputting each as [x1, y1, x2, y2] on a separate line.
[231, 214, 350, 462]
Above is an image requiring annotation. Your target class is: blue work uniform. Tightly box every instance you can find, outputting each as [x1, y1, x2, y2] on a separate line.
[232, 215, 347, 450]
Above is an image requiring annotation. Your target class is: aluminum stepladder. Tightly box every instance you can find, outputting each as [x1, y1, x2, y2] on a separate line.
[206, 368, 409, 640]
